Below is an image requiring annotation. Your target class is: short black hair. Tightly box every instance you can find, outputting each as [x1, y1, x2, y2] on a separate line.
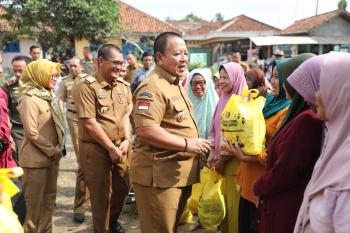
[97, 44, 122, 59]
[141, 51, 153, 61]
[154, 32, 183, 61]
[12, 55, 31, 65]
[29, 45, 41, 52]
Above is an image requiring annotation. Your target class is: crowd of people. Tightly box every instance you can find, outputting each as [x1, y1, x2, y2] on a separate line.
[0, 31, 349, 233]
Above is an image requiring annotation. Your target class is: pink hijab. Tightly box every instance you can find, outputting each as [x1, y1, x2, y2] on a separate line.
[209, 62, 246, 157]
[287, 54, 327, 105]
[294, 52, 350, 232]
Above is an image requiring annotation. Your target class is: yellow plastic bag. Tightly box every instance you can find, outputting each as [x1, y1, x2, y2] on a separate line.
[198, 168, 225, 229]
[221, 88, 266, 155]
[180, 167, 210, 224]
[0, 167, 24, 233]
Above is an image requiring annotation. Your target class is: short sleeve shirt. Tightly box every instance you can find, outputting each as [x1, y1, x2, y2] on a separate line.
[131, 65, 199, 188]
[74, 72, 131, 143]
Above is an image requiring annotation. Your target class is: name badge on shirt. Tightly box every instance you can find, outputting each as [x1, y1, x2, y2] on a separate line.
[98, 94, 107, 100]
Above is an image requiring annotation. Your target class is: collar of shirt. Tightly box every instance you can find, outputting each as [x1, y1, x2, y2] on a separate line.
[154, 65, 180, 85]
[95, 72, 114, 89]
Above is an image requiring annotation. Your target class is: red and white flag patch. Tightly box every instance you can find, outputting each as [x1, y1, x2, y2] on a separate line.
[138, 102, 150, 110]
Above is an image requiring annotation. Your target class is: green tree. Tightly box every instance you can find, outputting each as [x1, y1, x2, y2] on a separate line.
[185, 13, 202, 21]
[338, 0, 348, 10]
[0, 0, 120, 55]
[214, 13, 224, 22]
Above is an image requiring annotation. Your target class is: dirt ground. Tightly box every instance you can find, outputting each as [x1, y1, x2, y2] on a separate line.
[52, 136, 217, 233]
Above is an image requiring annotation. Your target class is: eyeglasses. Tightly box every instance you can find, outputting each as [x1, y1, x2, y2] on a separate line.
[52, 74, 59, 81]
[191, 81, 206, 87]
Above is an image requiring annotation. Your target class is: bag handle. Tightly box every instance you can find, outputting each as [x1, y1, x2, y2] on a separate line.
[242, 86, 260, 100]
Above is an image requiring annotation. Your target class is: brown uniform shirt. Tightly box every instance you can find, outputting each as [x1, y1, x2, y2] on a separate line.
[125, 63, 141, 84]
[74, 72, 131, 143]
[19, 94, 59, 168]
[57, 73, 88, 121]
[132, 65, 199, 188]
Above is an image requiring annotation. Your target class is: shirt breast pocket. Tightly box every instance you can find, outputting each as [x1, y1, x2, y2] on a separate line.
[172, 101, 188, 123]
[97, 98, 112, 115]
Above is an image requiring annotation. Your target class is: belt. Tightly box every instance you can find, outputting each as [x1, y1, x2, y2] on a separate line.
[67, 109, 77, 114]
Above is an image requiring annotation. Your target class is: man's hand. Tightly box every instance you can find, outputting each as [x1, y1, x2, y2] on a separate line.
[118, 140, 130, 157]
[10, 140, 16, 152]
[51, 145, 63, 162]
[108, 146, 124, 163]
[186, 138, 211, 154]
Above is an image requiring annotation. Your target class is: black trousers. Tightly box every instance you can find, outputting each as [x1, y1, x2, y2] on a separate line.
[12, 177, 27, 224]
[239, 197, 258, 233]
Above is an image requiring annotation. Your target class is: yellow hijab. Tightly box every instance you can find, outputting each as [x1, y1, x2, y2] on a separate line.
[19, 59, 66, 147]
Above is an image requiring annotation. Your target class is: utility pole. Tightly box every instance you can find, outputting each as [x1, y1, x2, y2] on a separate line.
[316, 0, 319, 15]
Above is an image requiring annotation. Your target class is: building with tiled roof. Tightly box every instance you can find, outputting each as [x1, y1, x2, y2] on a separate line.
[120, 1, 179, 34]
[168, 15, 279, 66]
[250, 10, 350, 58]
[281, 10, 350, 35]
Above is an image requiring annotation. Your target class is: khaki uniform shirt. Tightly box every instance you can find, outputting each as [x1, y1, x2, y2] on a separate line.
[19, 94, 59, 168]
[57, 73, 88, 121]
[132, 65, 199, 188]
[125, 63, 142, 84]
[74, 72, 131, 144]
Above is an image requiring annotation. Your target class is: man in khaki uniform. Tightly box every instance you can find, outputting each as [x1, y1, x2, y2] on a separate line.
[124, 53, 141, 84]
[74, 44, 131, 233]
[57, 57, 89, 223]
[132, 32, 211, 233]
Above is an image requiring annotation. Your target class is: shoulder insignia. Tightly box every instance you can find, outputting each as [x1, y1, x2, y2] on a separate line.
[78, 73, 89, 79]
[139, 91, 153, 98]
[123, 80, 130, 87]
[84, 75, 96, 84]
[116, 77, 130, 86]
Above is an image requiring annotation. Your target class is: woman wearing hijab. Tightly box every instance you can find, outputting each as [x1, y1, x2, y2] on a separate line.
[208, 62, 246, 233]
[294, 52, 350, 233]
[225, 53, 317, 233]
[249, 53, 323, 233]
[244, 68, 268, 97]
[234, 58, 291, 233]
[187, 68, 219, 139]
[18, 59, 66, 233]
[181, 68, 219, 230]
[212, 71, 221, 96]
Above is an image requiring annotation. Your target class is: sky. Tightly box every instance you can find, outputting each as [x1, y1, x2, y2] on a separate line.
[122, 0, 343, 29]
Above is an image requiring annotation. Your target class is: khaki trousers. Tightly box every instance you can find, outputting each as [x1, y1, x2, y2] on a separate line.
[134, 184, 192, 233]
[67, 118, 89, 213]
[81, 142, 129, 233]
[22, 164, 59, 233]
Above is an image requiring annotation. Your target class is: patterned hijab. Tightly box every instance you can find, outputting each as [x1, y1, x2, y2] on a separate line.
[187, 68, 219, 139]
[19, 59, 66, 147]
[209, 62, 246, 157]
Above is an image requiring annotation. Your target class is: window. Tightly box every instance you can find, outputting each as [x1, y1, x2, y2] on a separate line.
[4, 40, 20, 53]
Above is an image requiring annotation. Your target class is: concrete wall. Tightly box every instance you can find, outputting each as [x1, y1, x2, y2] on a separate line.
[312, 16, 350, 36]
[75, 37, 122, 59]
[2, 39, 40, 69]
